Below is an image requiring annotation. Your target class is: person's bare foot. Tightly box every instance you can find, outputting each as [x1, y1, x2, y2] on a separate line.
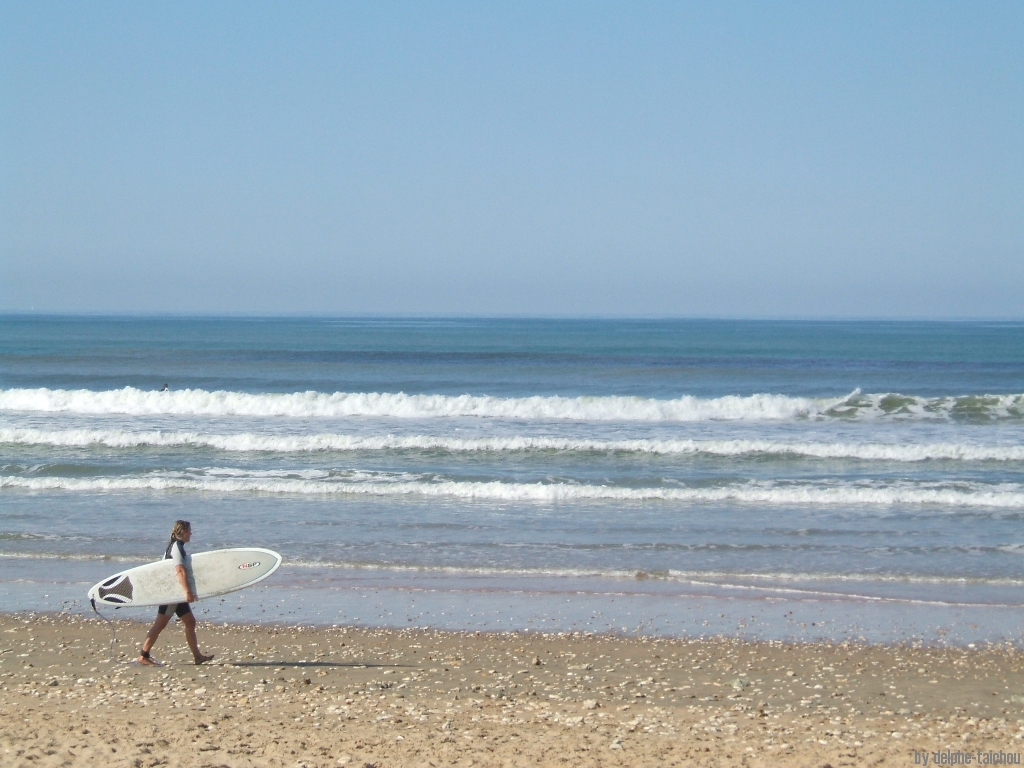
[194, 653, 215, 665]
[137, 655, 161, 666]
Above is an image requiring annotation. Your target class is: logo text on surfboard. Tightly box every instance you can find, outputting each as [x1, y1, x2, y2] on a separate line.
[238, 561, 261, 570]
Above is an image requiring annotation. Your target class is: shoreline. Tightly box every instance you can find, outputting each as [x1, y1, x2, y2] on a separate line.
[10, 606, 1024, 651]
[5, 556, 1024, 648]
[3, 613, 1024, 767]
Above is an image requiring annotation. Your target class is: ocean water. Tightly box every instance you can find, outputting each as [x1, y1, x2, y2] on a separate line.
[1, 316, 1023, 644]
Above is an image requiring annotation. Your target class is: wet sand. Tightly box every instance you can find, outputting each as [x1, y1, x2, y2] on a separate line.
[2, 612, 1024, 767]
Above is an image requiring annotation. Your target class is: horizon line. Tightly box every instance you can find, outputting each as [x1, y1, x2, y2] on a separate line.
[1, 311, 1023, 323]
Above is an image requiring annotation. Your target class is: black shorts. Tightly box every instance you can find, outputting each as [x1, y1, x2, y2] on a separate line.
[157, 603, 192, 618]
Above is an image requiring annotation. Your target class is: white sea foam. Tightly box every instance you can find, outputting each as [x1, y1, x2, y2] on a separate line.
[1, 386, 1020, 421]
[4, 474, 1024, 508]
[0, 386, 855, 421]
[2, 427, 1023, 462]
[0, 551, 133, 563]
[277, 559, 1024, 592]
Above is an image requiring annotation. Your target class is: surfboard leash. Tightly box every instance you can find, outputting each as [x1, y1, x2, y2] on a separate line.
[89, 598, 118, 663]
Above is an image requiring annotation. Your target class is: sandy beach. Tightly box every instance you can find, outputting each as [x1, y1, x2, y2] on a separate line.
[2, 613, 1023, 767]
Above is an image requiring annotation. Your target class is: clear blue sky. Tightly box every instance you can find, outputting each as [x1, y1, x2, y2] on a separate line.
[1, 1, 1021, 317]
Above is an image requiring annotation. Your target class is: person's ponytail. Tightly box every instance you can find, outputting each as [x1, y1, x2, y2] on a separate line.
[169, 520, 191, 546]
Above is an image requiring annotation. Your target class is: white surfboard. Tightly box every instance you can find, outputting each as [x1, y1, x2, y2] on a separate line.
[88, 548, 282, 608]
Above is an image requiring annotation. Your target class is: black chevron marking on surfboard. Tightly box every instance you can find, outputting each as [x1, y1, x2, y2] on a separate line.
[98, 574, 134, 603]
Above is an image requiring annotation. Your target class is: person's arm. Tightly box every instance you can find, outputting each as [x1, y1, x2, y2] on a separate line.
[175, 564, 197, 603]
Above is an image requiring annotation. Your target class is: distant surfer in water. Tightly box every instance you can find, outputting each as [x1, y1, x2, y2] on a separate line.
[138, 520, 215, 666]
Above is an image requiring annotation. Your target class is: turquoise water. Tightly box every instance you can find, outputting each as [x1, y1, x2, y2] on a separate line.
[1, 316, 1023, 643]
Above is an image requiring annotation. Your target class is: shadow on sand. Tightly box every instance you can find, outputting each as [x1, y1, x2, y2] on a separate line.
[225, 660, 415, 669]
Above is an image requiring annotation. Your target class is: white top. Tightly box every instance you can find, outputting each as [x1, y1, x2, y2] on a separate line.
[166, 539, 189, 568]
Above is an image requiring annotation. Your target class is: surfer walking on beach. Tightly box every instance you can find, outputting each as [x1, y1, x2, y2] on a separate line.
[138, 520, 214, 666]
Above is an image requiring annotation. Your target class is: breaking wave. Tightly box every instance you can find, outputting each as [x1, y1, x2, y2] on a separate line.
[0, 387, 1020, 422]
[2, 427, 1023, 462]
[3, 474, 1024, 508]
[0, 386, 847, 421]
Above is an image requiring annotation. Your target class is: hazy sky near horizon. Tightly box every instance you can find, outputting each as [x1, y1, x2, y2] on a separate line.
[1, 2, 1022, 318]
